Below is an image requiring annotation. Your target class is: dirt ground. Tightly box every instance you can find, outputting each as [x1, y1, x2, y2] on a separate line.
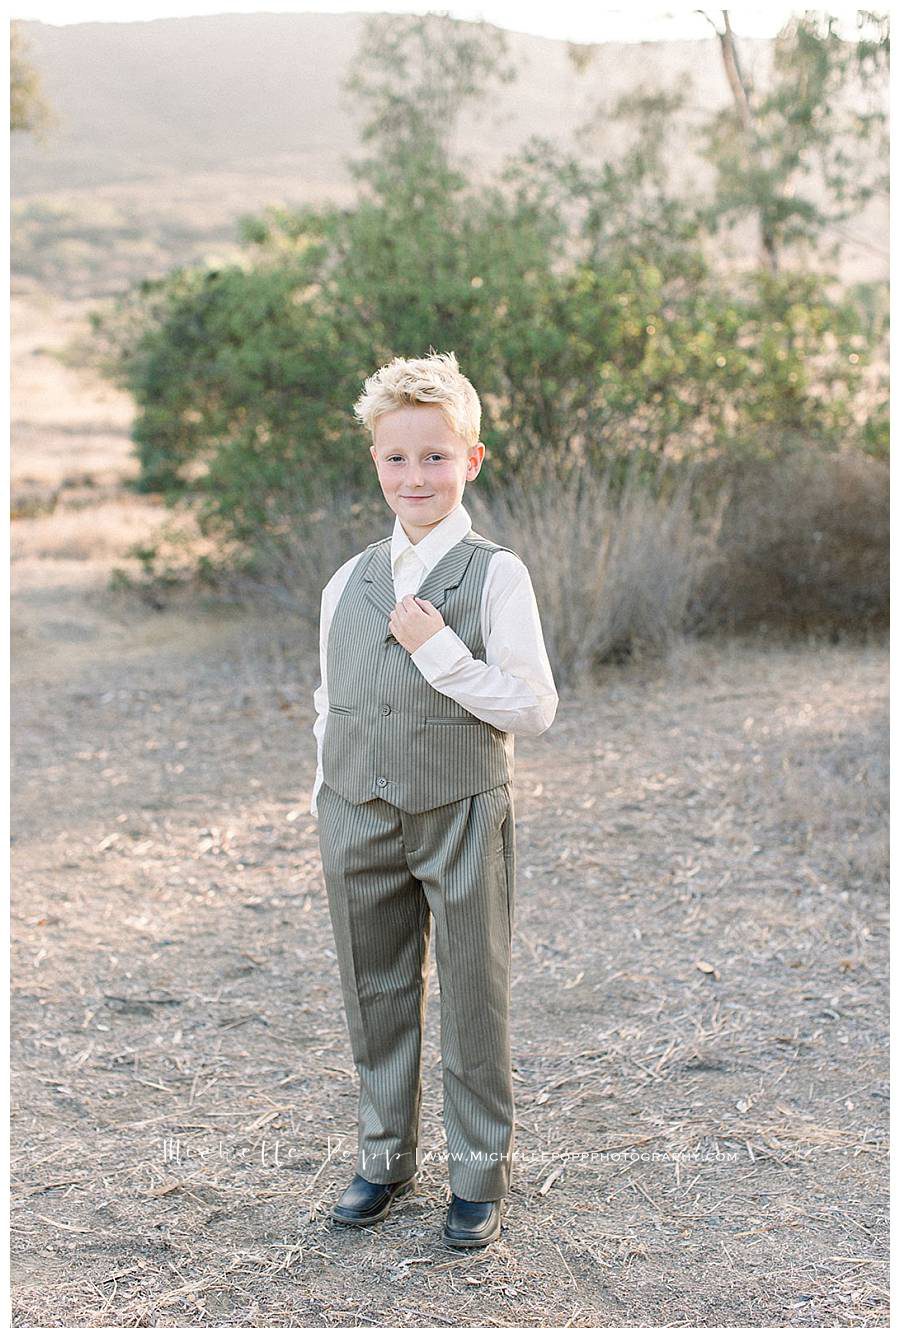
[11, 296, 889, 1327]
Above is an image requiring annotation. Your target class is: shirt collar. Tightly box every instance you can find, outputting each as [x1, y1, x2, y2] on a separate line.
[390, 500, 472, 575]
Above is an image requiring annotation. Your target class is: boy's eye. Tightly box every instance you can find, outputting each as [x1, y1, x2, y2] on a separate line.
[387, 454, 443, 462]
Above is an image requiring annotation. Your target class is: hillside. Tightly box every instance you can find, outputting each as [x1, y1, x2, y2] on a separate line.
[11, 13, 888, 297]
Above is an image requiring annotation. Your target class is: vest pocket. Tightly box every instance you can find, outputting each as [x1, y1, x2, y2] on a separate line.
[424, 715, 479, 725]
[329, 704, 355, 715]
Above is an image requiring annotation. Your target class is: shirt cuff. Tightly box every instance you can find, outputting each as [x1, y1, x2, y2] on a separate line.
[410, 623, 472, 683]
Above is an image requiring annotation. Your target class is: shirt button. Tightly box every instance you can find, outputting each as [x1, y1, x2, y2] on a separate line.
[381, 705, 391, 715]
[376, 777, 387, 787]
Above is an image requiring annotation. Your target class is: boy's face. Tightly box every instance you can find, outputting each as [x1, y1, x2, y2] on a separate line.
[370, 405, 485, 542]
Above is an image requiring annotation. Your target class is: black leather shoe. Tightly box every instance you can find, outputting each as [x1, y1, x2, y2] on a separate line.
[331, 1172, 417, 1227]
[442, 1194, 502, 1248]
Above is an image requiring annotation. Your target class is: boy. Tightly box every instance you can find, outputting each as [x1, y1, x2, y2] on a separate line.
[310, 351, 558, 1249]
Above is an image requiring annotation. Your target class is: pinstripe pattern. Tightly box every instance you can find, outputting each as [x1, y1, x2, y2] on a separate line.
[322, 531, 517, 812]
[317, 525, 519, 1200]
[317, 776, 516, 1200]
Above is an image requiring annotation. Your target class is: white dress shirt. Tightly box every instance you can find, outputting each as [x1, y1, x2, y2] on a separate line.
[309, 500, 558, 817]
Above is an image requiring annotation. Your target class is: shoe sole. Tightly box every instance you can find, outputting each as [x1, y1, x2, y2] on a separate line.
[442, 1222, 502, 1249]
[330, 1177, 417, 1227]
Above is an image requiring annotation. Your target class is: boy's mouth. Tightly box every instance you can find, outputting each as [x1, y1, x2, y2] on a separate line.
[402, 495, 433, 501]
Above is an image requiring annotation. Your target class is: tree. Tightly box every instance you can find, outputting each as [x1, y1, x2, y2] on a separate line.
[696, 8, 889, 271]
[10, 21, 56, 139]
[341, 10, 516, 173]
[89, 8, 885, 569]
[564, 9, 889, 273]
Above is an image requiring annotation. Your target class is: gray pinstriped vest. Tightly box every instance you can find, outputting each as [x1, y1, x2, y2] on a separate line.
[322, 528, 518, 812]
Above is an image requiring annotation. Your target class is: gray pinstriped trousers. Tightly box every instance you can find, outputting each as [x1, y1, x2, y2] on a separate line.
[317, 778, 517, 1201]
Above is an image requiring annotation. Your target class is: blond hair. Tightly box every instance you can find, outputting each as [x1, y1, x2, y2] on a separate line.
[352, 349, 481, 448]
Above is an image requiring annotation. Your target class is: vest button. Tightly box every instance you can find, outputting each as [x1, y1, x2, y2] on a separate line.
[376, 776, 387, 787]
[381, 704, 391, 715]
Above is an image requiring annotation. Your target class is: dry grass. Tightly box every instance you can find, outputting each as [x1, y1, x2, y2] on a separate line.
[468, 460, 717, 687]
[12, 497, 166, 562]
[11, 620, 888, 1327]
[695, 449, 889, 636]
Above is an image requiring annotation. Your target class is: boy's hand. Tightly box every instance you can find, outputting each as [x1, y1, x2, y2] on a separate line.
[389, 595, 446, 653]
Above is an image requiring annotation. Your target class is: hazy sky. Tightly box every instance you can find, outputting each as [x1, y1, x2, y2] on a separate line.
[12, 2, 873, 44]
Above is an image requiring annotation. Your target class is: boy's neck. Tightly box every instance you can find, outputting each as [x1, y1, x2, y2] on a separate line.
[400, 520, 431, 545]
[398, 502, 462, 547]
